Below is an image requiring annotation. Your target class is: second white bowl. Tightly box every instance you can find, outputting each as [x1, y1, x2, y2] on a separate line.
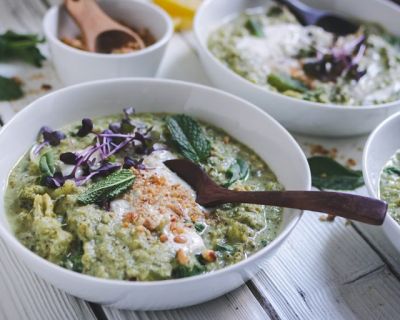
[363, 111, 400, 253]
[194, 0, 400, 137]
[43, 0, 173, 85]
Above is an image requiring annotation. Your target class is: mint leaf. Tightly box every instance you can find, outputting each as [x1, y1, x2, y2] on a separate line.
[0, 75, 23, 101]
[194, 222, 206, 233]
[78, 169, 135, 204]
[384, 166, 400, 176]
[166, 114, 211, 163]
[308, 156, 364, 190]
[39, 151, 56, 178]
[267, 73, 307, 93]
[224, 158, 249, 187]
[0, 30, 45, 67]
[215, 243, 235, 253]
[245, 18, 264, 37]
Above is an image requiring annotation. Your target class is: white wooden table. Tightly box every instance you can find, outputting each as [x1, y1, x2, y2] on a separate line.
[1, 1, 400, 319]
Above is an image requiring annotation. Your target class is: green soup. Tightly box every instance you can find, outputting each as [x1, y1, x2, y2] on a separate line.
[208, 2, 400, 105]
[5, 112, 283, 281]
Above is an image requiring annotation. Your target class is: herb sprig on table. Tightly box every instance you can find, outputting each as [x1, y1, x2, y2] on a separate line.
[308, 156, 364, 190]
[0, 30, 45, 101]
[0, 30, 45, 67]
[0, 75, 23, 101]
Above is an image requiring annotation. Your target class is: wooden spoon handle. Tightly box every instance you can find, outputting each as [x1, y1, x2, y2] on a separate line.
[212, 190, 387, 225]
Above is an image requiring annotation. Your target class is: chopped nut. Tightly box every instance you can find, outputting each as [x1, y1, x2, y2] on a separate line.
[41, 83, 52, 91]
[310, 144, 330, 156]
[176, 249, 189, 265]
[347, 158, 357, 167]
[176, 226, 185, 234]
[319, 214, 336, 222]
[173, 235, 187, 243]
[159, 234, 168, 243]
[122, 212, 138, 224]
[136, 225, 146, 232]
[202, 249, 217, 263]
[223, 136, 230, 144]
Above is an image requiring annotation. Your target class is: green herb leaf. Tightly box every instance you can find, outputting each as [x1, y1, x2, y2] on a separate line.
[172, 263, 205, 278]
[215, 243, 235, 253]
[308, 156, 364, 190]
[194, 222, 206, 233]
[166, 114, 211, 163]
[0, 30, 45, 67]
[267, 73, 307, 93]
[267, 5, 283, 17]
[39, 151, 56, 178]
[78, 169, 135, 205]
[384, 166, 400, 176]
[245, 18, 264, 37]
[224, 158, 249, 187]
[0, 75, 23, 101]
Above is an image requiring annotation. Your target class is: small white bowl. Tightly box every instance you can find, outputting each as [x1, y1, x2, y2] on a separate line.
[194, 0, 400, 137]
[43, 0, 173, 85]
[363, 112, 400, 252]
[0, 78, 310, 310]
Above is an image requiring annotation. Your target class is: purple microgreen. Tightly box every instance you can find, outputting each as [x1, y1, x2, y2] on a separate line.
[43, 172, 65, 188]
[109, 122, 121, 133]
[60, 152, 79, 165]
[302, 34, 367, 82]
[77, 118, 93, 137]
[40, 126, 66, 146]
[123, 107, 135, 119]
[33, 141, 49, 155]
[123, 156, 145, 169]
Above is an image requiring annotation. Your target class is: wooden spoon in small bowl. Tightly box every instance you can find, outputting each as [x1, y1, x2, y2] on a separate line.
[64, 0, 145, 53]
[164, 159, 387, 225]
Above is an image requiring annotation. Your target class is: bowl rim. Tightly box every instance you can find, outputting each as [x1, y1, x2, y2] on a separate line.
[42, 0, 174, 59]
[0, 77, 311, 287]
[362, 111, 400, 230]
[194, 0, 400, 111]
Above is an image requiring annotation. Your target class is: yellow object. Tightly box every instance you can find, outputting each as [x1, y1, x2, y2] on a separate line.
[153, 0, 202, 31]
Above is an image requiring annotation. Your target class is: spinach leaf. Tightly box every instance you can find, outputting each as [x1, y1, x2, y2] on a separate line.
[215, 243, 235, 253]
[172, 263, 205, 278]
[267, 73, 307, 93]
[78, 169, 135, 204]
[0, 31, 45, 67]
[224, 158, 249, 187]
[308, 156, 364, 190]
[384, 166, 400, 176]
[39, 151, 56, 178]
[194, 222, 206, 233]
[267, 6, 283, 17]
[245, 18, 264, 37]
[0, 75, 23, 101]
[166, 114, 211, 163]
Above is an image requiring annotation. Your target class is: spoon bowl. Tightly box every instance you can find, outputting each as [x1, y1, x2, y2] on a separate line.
[276, 0, 359, 35]
[64, 0, 145, 52]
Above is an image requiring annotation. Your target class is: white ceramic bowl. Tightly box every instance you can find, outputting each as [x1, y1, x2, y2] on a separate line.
[43, 0, 173, 85]
[0, 78, 310, 310]
[194, 0, 400, 137]
[363, 111, 400, 252]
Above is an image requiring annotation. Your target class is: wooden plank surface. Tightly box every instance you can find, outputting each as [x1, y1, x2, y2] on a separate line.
[1, 0, 400, 319]
[0, 237, 97, 320]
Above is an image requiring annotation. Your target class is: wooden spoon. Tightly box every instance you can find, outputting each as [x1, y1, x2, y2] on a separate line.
[275, 0, 359, 36]
[64, 0, 145, 53]
[164, 159, 387, 225]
